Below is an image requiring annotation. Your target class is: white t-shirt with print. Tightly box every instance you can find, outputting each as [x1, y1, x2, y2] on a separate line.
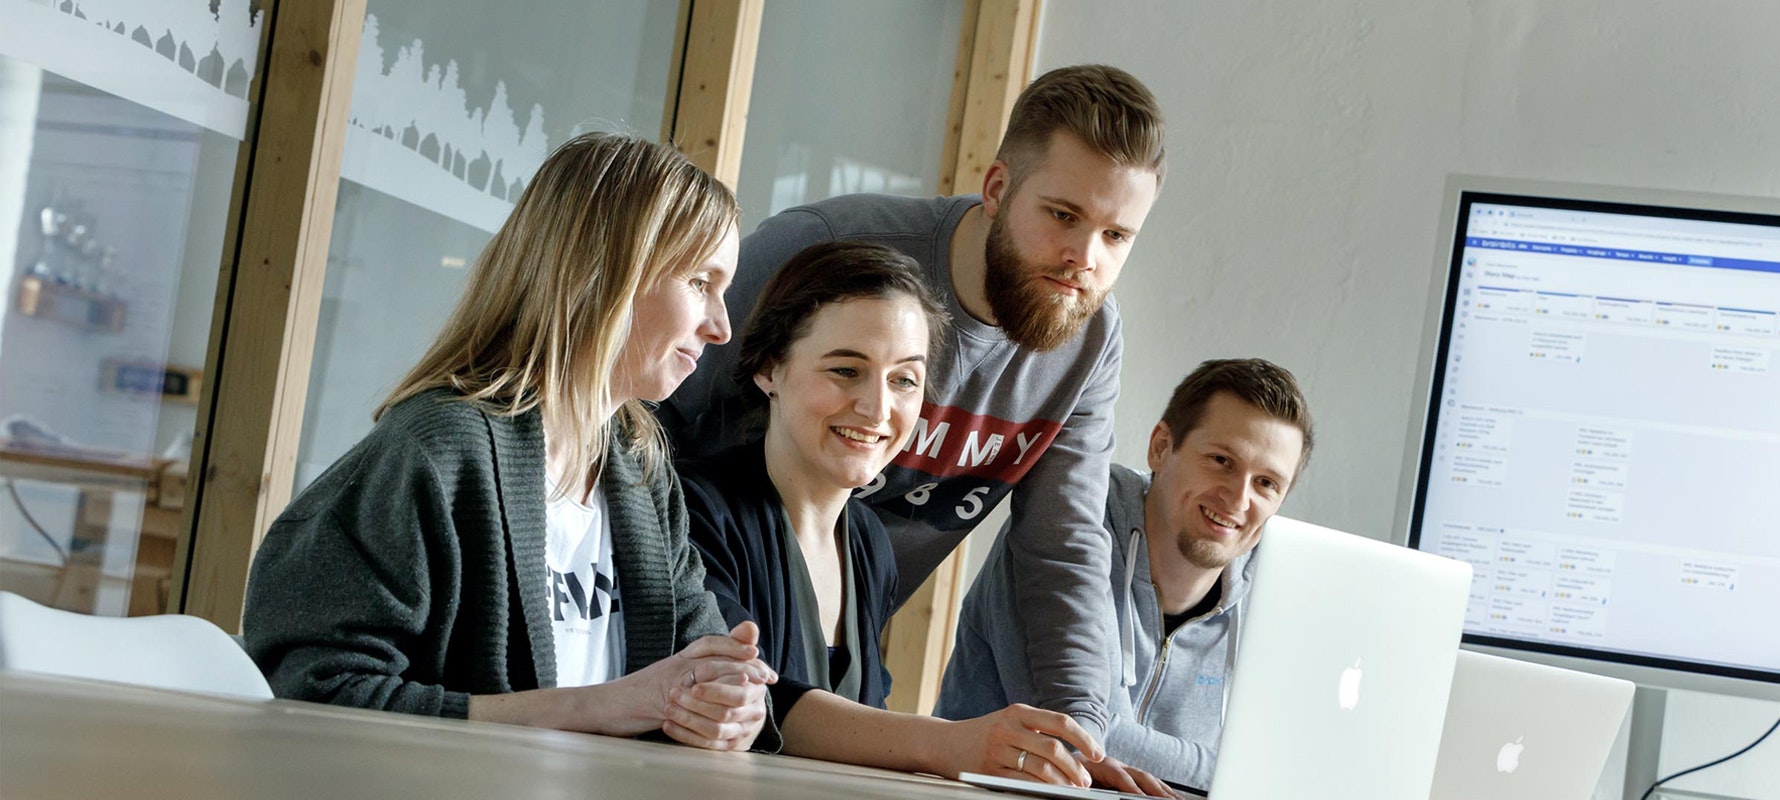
[544, 482, 626, 688]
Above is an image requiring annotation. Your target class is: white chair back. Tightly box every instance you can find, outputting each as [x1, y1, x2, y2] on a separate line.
[0, 591, 272, 699]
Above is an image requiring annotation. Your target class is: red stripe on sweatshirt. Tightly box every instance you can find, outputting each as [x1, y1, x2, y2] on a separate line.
[890, 403, 1062, 483]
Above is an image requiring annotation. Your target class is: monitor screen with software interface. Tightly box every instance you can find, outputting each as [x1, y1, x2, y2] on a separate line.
[1402, 180, 1780, 697]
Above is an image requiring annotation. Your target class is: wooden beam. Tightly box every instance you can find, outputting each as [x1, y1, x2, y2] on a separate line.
[882, 0, 1042, 716]
[881, 548, 968, 715]
[949, 0, 1041, 196]
[178, 0, 366, 631]
[666, 0, 764, 188]
[934, 0, 981, 197]
[168, 16, 268, 622]
[659, 0, 694, 145]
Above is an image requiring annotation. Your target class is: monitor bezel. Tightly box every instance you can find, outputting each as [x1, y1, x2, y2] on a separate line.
[1393, 175, 1780, 702]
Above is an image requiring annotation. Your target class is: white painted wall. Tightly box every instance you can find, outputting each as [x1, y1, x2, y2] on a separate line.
[1031, 1, 1780, 797]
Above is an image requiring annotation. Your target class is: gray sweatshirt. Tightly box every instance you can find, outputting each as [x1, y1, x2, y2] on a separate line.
[936, 464, 1253, 789]
[662, 194, 1123, 739]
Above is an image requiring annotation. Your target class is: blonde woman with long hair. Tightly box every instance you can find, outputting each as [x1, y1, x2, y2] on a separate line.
[245, 133, 777, 751]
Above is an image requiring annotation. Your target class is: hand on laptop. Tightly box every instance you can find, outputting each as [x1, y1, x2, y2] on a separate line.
[1078, 753, 1182, 798]
[932, 703, 1100, 787]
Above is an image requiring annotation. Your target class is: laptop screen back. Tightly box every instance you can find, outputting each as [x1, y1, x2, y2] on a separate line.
[1208, 516, 1472, 800]
[1430, 650, 1634, 800]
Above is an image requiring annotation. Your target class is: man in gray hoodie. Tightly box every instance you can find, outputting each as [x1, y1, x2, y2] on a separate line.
[937, 359, 1314, 791]
[663, 66, 1167, 771]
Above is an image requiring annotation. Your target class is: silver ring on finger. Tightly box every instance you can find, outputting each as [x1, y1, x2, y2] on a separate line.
[1015, 748, 1029, 773]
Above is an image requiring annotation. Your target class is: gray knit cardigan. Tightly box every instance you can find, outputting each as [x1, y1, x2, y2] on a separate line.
[244, 389, 730, 723]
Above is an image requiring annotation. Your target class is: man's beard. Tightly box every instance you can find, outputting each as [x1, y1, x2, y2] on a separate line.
[1178, 535, 1238, 571]
[982, 216, 1106, 352]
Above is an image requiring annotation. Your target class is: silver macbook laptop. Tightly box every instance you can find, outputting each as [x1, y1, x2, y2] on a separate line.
[1430, 650, 1634, 800]
[962, 515, 1473, 800]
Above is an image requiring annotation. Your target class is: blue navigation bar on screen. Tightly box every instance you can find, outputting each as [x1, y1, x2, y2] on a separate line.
[1465, 237, 1780, 275]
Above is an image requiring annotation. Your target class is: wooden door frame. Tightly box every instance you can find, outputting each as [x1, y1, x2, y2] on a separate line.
[175, 0, 366, 629]
[664, 0, 765, 188]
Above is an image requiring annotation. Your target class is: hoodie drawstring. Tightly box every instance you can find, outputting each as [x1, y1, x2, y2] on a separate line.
[1220, 597, 1241, 725]
[1120, 527, 1142, 688]
[1121, 518, 1243, 723]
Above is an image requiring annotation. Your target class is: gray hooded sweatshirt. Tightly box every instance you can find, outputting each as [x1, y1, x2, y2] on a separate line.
[936, 464, 1256, 789]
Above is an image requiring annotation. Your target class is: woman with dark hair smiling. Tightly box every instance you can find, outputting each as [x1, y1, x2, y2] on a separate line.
[679, 241, 1135, 787]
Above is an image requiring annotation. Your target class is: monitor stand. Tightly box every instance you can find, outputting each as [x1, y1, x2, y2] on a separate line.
[1624, 686, 1665, 800]
[1624, 686, 1761, 800]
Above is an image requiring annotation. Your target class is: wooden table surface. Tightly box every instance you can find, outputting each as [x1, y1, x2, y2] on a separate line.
[0, 672, 1024, 799]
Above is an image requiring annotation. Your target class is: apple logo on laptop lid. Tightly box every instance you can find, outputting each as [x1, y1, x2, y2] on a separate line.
[1338, 659, 1363, 710]
[1496, 735, 1525, 773]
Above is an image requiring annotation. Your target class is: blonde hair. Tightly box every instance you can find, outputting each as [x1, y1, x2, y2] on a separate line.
[997, 64, 1167, 189]
[381, 132, 738, 493]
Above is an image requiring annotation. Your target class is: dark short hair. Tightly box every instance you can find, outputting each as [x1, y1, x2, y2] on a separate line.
[998, 64, 1167, 188]
[1161, 359, 1314, 470]
[734, 241, 950, 405]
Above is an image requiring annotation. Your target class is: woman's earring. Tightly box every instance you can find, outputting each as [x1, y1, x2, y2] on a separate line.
[767, 391, 778, 400]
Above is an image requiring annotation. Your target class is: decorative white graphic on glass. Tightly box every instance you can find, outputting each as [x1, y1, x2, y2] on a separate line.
[50, 0, 262, 95]
[348, 14, 550, 205]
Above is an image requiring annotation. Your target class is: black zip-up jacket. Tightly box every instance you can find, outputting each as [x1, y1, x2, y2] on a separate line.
[680, 441, 898, 726]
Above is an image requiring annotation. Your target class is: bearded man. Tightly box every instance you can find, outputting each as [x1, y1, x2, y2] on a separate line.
[936, 359, 1316, 792]
[661, 64, 1166, 762]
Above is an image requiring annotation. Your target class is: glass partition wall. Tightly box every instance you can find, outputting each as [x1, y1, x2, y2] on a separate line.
[294, 1, 682, 491]
[0, 1, 268, 616]
[736, 0, 962, 235]
[0, 7, 1010, 716]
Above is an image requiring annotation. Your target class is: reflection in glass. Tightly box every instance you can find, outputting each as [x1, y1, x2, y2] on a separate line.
[295, 1, 680, 491]
[737, 0, 963, 235]
[0, 2, 266, 616]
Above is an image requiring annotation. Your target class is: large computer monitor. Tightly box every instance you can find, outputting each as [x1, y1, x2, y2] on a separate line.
[1395, 176, 1780, 701]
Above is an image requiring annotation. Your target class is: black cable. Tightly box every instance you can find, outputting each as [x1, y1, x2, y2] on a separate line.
[3, 477, 69, 565]
[1640, 715, 1780, 800]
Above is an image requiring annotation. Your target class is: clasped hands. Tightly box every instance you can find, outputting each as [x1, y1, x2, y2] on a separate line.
[634, 620, 776, 751]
